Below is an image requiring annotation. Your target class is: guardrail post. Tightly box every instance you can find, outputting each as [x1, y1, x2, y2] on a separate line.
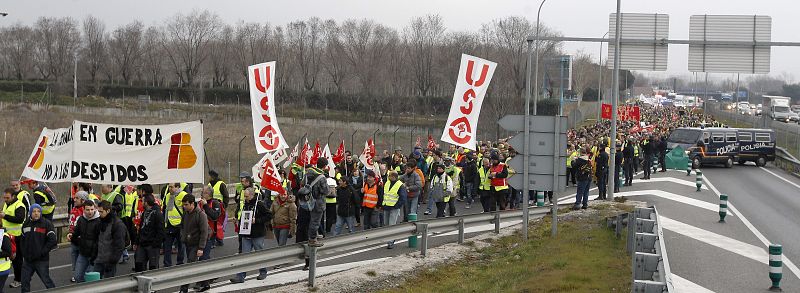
[695, 170, 703, 191]
[627, 212, 635, 254]
[408, 213, 418, 248]
[719, 194, 728, 223]
[457, 218, 465, 244]
[687, 159, 692, 176]
[493, 213, 500, 234]
[769, 244, 783, 291]
[418, 223, 429, 257]
[307, 246, 318, 287]
[136, 276, 154, 293]
[551, 201, 558, 236]
[615, 213, 623, 239]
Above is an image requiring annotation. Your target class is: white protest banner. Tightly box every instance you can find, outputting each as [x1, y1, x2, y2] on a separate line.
[248, 61, 288, 154]
[22, 120, 204, 185]
[441, 54, 497, 150]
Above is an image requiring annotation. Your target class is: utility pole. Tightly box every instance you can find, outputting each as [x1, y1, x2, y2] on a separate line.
[607, 0, 622, 201]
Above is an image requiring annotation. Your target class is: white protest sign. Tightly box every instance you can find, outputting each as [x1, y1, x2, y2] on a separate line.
[22, 120, 204, 185]
[248, 61, 288, 154]
[441, 54, 497, 150]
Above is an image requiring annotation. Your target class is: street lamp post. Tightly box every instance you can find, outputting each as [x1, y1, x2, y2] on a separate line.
[598, 31, 609, 119]
[532, 0, 548, 116]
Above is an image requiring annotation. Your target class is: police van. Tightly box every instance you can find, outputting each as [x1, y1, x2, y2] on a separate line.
[735, 128, 775, 166]
[666, 127, 775, 168]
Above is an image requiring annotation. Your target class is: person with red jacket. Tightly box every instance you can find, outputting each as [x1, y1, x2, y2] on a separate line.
[199, 187, 224, 260]
[67, 191, 90, 282]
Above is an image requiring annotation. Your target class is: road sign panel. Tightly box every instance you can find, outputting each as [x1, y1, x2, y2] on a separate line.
[508, 132, 567, 156]
[508, 156, 567, 176]
[688, 15, 771, 74]
[507, 173, 566, 192]
[498, 115, 568, 133]
[607, 13, 669, 71]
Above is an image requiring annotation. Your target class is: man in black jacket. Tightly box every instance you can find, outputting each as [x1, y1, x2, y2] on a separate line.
[94, 200, 127, 279]
[230, 187, 271, 284]
[458, 151, 480, 209]
[179, 194, 209, 293]
[623, 139, 635, 186]
[69, 200, 101, 282]
[19, 204, 56, 292]
[658, 136, 668, 172]
[595, 145, 609, 200]
[134, 192, 163, 273]
[642, 135, 655, 180]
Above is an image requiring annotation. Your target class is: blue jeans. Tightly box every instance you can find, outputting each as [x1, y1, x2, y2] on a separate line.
[70, 244, 79, 271]
[383, 208, 401, 247]
[426, 193, 435, 213]
[236, 237, 267, 280]
[200, 238, 214, 261]
[163, 229, 185, 267]
[334, 216, 356, 236]
[74, 254, 93, 282]
[463, 183, 475, 204]
[274, 228, 290, 246]
[404, 195, 419, 221]
[575, 180, 591, 207]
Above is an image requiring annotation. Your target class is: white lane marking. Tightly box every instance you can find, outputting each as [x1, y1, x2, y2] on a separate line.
[661, 216, 765, 263]
[672, 274, 716, 293]
[632, 177, 708, 190]
[208, 257, 390, 292]
[702, 174, 800, 279]
[557, 189, 733, 216]
[759, 166, 800, 190]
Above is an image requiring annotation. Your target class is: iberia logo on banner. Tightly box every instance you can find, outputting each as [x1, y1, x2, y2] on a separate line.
[167, 133, 197, 169]
[248, 61, 288, 154]
[441, 54, 497, 151]
[27, 136, 48, 170]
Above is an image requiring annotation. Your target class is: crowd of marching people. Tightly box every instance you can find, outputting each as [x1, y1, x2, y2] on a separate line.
[0, 102, 725, 292]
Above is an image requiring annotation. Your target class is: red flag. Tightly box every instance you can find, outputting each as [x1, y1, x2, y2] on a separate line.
[630, 106, 641, 121]
[259, 157, 284, 195]
[427, 135, 437, 150]
[332, 140, 345, 164]
[601, 103, 612, 120]
[297, 140, 310, 165]
[310, 141, 322, 165]
[359, 139, 379, 180]
[415, 137, 422, 148]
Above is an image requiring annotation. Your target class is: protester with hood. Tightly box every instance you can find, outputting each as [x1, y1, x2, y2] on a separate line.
[573, 148, 593, 210]
[19, 204, 56, 292]
[271, 191, 297, 247]
[334, 177, 360, 235]
[69, 199, 101, 282]
[95, 200, 127, 279]
[134, 193, 163, 273]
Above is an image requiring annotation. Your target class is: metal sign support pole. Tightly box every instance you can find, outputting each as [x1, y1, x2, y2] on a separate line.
[523, 40, 533, 241]
[608, 0, 622, 201]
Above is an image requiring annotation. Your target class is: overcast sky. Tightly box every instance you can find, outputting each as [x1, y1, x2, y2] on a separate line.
[2, 0, 798, 83]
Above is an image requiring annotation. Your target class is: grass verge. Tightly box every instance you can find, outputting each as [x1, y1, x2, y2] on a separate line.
[383, 208, 631, 293]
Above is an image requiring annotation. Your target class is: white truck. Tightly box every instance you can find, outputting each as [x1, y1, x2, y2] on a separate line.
[765, 95, 792, 122]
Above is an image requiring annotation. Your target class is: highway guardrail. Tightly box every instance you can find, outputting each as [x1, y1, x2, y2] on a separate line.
[630, 206, 674, 292]
[41, 203, 567, 292]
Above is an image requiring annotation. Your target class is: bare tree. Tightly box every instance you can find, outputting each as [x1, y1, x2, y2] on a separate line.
[141, 27, 165, 87]
[33, 17, 81, 93]
[322, 20, 348, 94]
[208, 24, 234, 87]
[81, 15, 106, 92]
[405, 14, 445, 97]
[287, 17, 325, 92]
[0, 24, 37, 80]
[570, 50, 597, 99]
[108, 21, 143, 85]
[161, 10, 221, 87]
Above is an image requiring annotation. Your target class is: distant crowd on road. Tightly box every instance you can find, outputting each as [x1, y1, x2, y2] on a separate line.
[0, 102, 727, 292]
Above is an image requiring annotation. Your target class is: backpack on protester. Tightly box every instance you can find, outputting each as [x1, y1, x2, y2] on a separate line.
[297, 174, 327, 211]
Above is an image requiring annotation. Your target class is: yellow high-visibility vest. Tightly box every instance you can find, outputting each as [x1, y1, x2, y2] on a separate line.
[382, 180, 404, 207]
[34, 190, 55, 215]
[477, 167, 491, 190]
[164, 191, 187, 227]
[123, 191, 137, 218]
[432, 175, 452, 203]
[2, 199, 24, 236]
[208, 181, 225, 202]
[237, 187, 261, 220]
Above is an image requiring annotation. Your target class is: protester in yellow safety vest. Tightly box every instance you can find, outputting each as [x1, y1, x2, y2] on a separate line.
[566, 145, 579, 187]
[477, 158, 492, 213]
[2, 187, 26, 287]
[430, 165, 454, 218]
[488, 153, 509, 211]
[100, 184, 125, 216]
[23, 180, 56, 221]
[382, 171, 407, 249]
[162, 183, 187, 267]
[0, 231, 12, 286]
[234, 172, 261, 222]
[207, 170, 228, 207]
[444, 158, 460, 217]
[9, 180, 31, 211]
